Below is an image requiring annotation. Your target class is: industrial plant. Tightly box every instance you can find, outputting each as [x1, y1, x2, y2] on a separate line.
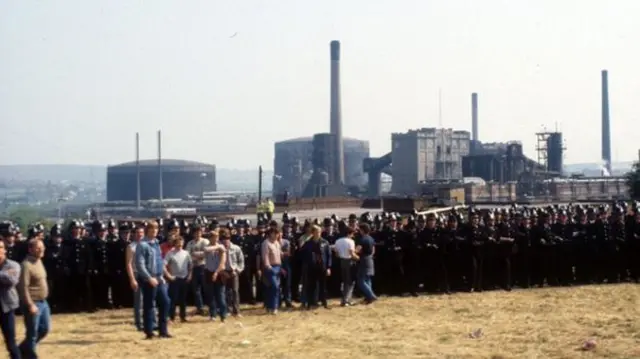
[270, 42, 628, 203]
[96, 41, 628, 218]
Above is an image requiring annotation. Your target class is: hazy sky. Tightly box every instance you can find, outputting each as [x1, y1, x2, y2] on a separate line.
[2, 0, 639, 170]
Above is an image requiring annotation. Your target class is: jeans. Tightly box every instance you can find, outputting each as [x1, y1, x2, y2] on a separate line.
[141, 279, 170, 336]
[281, 260, 292, 304]
[357, 273, 376, 301]
[340, 259, 356, 304]
[225, 273, 240, 315]
[205, 271, 227, 320]
[133, 287, 156, 331]
[0, 309, 20, 359]
[19, 300, 51, 359]
[191, 266, 206, 311]
[169, 278, 188, 320]
[264, 265, 281, 310]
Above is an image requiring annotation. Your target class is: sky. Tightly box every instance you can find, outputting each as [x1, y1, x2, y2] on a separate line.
[2, 0, 640, 170]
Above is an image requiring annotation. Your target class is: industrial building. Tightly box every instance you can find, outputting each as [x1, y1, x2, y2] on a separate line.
[106, 159, 217, 202]
[272, 136, 370, 197]
[462, 141, 548, 183]
[389, 128, 471, 194]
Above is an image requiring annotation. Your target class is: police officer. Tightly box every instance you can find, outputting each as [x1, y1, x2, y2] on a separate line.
[44, 224, 66, 312]
[108, 222, 132, 308]
[64, 219, 95, 312]
[467, 210, 485, 292]
[236, 219, 256, 304]
[1, 222, 27, 263]
[513, 212, 532, 288]
[382, 215, 405, 295]
[91, 221, 111, 309]
[420, 213, 440, 292]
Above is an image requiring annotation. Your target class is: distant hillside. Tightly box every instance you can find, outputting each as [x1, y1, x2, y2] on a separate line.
[0, 162, 633, 188]
[0, 164, 106, 182]
[0, 164, 273, 191]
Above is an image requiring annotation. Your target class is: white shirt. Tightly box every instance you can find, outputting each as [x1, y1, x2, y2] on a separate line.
[334, 236, 355, 260]
[164, 248, 192, 279]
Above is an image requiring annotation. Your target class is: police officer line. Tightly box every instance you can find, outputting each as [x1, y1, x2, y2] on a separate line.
[273, 202, 604, 223]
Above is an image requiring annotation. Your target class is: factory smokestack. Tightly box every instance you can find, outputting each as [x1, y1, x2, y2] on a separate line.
[136, 132, 141, 209]
[330, 40, 344, 185]
[601, 70, 612, 174]
[471, 93, 479, 142]
[157, 130, 163, 203]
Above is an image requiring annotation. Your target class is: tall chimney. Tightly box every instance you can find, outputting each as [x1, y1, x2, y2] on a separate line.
[471, 93, 479, 142]
[157, 130, 163, 203]
[330, 40, 344, 185]
[136, 132, 141, 209]
[601, 70, 612, 174]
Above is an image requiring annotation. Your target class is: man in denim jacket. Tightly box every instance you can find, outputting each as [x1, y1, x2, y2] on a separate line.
[135, 221, 171, 340]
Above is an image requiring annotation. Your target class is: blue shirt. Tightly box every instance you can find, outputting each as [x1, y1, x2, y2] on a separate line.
[149, 240, 163, 277]
[135, 238, 164, 281]
[358, 235, 375, 276]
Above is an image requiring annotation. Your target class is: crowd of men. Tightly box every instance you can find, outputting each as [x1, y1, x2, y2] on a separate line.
[1, 201, 640, 351]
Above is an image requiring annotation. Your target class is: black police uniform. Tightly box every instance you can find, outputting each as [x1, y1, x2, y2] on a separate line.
[63, 221, 95, 312]
[108, 223, 132, 308]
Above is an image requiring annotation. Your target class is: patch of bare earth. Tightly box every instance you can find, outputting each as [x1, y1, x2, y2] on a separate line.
[21, 284, 640, 359]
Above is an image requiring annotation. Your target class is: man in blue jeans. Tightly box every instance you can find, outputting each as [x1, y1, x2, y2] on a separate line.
[0, 240, 21, 359]
[18, 239, 51, 359]
[356, 224, 378, 304]
[135, 222, 171, 340]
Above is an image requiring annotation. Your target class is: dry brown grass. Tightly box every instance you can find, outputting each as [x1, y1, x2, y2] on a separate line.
[17, 284, 640, 359]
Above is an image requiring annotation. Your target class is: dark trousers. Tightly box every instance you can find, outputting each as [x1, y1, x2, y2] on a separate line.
[513, 250, 531, 288]
[535, 246, 558, 287]
[140, 279, 170, 336]
[92, 273, 111, 308]
[169, 278, 188, 320]
[190, 266, 205, 311]
[471, 251, 484, 291]
[499, 255, 512, 289]
[291, 256, 303, 301]
[304, 266, 327, 307]
[70, 273, 94, 312]
[280, 260, 292, 305]
[238, 263, 254, 304]
[110, 272, 130, 308]
[0, 309, 20, 359]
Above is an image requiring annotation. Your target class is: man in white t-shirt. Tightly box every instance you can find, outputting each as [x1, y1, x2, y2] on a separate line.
[333, 227, 358, 306]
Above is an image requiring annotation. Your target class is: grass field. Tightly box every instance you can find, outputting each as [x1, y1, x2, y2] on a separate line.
[17, 284, 640, 359]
